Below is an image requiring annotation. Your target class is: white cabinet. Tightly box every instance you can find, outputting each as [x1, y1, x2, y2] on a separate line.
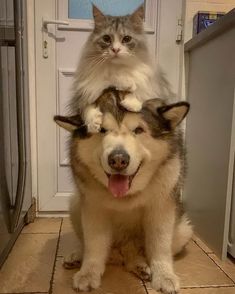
[184, 9, 235, 259]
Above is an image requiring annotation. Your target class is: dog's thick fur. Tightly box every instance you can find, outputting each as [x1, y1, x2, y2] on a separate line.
[55, 89, 193, 293]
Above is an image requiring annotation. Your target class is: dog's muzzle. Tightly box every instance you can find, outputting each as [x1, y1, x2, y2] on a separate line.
[105, 148, 140, 199]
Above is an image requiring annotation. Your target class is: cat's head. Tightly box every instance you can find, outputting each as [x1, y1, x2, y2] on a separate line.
[86, 5, 148, 64]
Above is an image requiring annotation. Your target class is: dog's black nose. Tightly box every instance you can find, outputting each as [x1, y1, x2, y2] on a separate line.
[108, 149, 130, 171]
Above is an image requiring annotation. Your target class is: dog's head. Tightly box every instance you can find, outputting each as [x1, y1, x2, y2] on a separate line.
[55, 93, 189, 199]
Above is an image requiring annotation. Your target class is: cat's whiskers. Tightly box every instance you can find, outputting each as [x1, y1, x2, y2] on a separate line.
[84, 54, 107, 70]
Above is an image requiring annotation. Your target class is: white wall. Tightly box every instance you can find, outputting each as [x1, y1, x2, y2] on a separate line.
[185, 0, 235, 42]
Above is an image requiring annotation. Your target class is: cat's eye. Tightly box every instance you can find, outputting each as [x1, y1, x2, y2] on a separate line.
[133, 127, 144, 135]
[102, 35, 111, 43]
[122, 35, 132, 43]
[100, 127, 107, 134]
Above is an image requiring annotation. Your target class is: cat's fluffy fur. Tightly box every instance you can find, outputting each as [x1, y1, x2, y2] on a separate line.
[70, 5, 173, 132]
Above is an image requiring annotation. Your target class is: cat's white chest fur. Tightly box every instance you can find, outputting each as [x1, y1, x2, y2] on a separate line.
[76, 61, 156, 132]
[78, 61, 156, 106]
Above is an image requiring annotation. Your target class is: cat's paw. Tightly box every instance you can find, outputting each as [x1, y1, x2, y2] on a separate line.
[120, 94, 142, 112]
[73, 269, 101, 291]
[114, 78, 137, 92]
[84, 107, 103, 133]
[151, 263, 180, 294]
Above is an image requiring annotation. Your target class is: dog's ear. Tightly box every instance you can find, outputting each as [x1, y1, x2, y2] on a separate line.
[54, 115, 84, 132]
[157, 102, 190, 129]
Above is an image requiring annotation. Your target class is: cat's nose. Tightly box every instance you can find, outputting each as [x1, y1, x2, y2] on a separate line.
[111, 47, 120, 54]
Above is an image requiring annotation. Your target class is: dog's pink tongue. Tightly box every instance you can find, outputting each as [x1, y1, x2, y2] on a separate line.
[108, 175, 129, 198]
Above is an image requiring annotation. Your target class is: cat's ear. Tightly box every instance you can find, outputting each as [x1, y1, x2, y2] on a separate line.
[130, 5, 144, 24]
[92, 4, 105, 25]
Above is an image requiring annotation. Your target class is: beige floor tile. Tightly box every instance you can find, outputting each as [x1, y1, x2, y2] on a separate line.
[181, 287, 235, 294]
[0, 233, 58, 293]
[192, 234, 214, 254]
[208, 254, 235, 283]
[146, 241, 234, 292]
[57, 218, 79, 257]
[22, 217, 62, 234]
[148, 287, 235, 294]
[52, 258, 146, 294]
[176, 241, 234, 287]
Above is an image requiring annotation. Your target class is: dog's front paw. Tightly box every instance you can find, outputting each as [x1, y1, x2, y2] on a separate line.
[84, 107, 103, 133]
[73, 269, 101, 292]
[63, 251, 82, 269]
[126, 259, 151, 281]
[120, 94, 142, 112]
[151, 263, 180, 294]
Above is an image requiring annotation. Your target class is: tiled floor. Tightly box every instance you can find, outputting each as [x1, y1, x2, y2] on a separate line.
[0, 218, 235, 294]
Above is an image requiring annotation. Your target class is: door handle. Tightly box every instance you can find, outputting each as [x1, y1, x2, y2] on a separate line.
[42, 18, 69, 59]
[42, 18, 69, 30]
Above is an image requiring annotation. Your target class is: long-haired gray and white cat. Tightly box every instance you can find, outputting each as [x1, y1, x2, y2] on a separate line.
[71, 5, 172, 132]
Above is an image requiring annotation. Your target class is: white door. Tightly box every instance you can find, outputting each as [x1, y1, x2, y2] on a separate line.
[35, 0, 184, 212]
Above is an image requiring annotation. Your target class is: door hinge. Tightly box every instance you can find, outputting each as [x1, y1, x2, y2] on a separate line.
[176, 18, 183, 43]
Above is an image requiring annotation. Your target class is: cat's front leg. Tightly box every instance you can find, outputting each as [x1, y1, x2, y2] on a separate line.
[83, 104, 102, 133]
[73, 207, 112, 291]
[113, 76, 137, 92]
[120, 93, 143, 112]
[144, 201, 180, 294]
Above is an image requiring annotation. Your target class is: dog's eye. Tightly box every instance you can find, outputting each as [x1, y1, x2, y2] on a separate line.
[102, 35, 111, 43]
[100, 127, 107, 134]
[122, 35, 132, 43]
[133, 127, 144, 135]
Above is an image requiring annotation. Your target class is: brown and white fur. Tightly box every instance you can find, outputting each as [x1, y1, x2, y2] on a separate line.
[55, 90, 192, 293]
[70, 5, 173, 133]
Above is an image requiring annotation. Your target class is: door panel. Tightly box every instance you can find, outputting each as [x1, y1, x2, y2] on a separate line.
[56, 0, 158, 207]
[36, 0, 183, 211]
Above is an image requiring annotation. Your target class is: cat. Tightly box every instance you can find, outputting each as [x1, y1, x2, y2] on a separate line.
[70, 4, 172, 132]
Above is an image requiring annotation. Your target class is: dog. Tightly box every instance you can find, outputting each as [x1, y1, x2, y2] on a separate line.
[54, 89, 193, 293]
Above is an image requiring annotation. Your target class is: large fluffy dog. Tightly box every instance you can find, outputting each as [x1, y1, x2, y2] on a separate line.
[54, 89, 192, 294]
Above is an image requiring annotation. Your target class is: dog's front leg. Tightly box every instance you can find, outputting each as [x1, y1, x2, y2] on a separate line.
[73, 207, 111, 292]
[144, 201, 180, 294]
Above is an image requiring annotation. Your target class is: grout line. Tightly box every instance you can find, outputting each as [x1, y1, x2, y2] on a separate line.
[192, 239, 213, 257]
[192, 237, 213, 254]
[48, 218, 63, 294]
[207, 253, 235, 284]
[181, 285, 235, 289]
[141, 280, 150, 294]
[0, 292, 48, 294]
[193, 239, 235, 285]
[21, 232, 60, 234]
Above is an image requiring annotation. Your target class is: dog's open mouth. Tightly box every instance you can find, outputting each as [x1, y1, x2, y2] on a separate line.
[106, 165, 141, 198]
